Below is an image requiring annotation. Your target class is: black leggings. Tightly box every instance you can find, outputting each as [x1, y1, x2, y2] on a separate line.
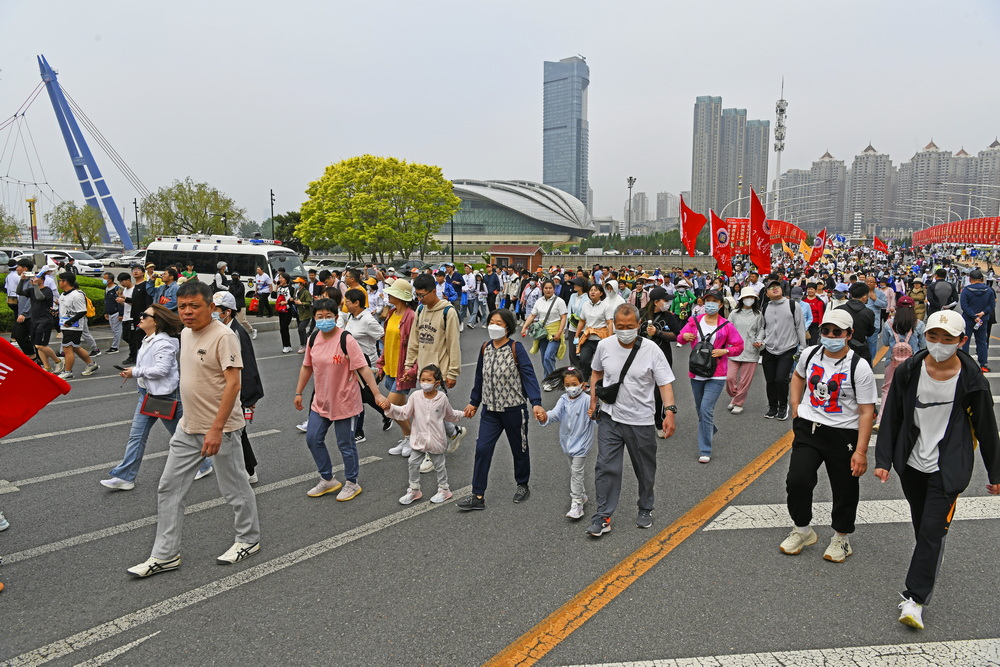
[761, 348, 796, 410]
[578, 338, 600, 381]
[278, 312, 295, 347]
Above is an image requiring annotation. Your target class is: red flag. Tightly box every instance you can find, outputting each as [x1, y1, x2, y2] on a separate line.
[808, 228, 828, 266]
[0, 337, 71, 438]
[748, 189, 771, 273]
[709, 210, 733, 276]
[873, 236, 888, 254]
[679, 195, 707, 258]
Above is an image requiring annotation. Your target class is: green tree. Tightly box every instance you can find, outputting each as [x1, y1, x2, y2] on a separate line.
[141, 177, 247, 236]
[270, 211, 309, 257]
[45, 201, 105, 249]
[237, 220, 262, 239]
[297, 155, 460, 263]
[0, 205, 23, 244]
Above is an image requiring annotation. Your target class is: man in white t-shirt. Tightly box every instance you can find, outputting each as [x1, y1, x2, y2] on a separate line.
[587, 303, 676, 537]
[874, 309, 1000, 630]
[780, 309, 876, 563]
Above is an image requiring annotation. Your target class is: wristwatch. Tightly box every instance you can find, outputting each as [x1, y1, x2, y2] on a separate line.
[664, 405, 677, 414]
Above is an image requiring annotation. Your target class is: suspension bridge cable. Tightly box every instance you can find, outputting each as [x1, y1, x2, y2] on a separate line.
[0, 82, 45, 133]
[21, 115, 51, 187]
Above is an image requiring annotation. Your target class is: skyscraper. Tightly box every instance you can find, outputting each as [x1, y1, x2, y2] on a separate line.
[656, 192, 679, 220]
[744, 120, 771, 202]
[844, 144, 895, 231]
[690, 96, 722, 215]
[543, 57, 590, 210]
[716, 108, 747, 216]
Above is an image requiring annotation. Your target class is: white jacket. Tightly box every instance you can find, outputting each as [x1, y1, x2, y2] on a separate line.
[132, 332, 181, 395]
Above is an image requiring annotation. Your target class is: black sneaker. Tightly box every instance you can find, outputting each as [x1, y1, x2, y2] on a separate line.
[636, 509, 653, 529]
[90, 349, 102, 357]
[382, 416, 394, 431]
[457, 495, 486, 511]
[586, 517, 611, 537]
[765, 407, 778, 419]
[513, 484, 530, 503]
[122, 357, 136, 365]
[354, 434, 366, 444]
[107, 347, 119, 354]
[776, 406, 789, 421]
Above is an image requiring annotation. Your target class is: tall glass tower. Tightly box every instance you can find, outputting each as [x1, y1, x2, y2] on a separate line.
[543, 57, 590, 212]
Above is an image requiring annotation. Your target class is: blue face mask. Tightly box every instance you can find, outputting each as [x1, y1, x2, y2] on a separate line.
[314, 318, 337, 332]
[703, 302, 720, 315]
[211, 312, 221, 321]
[820, 337, 846, 352]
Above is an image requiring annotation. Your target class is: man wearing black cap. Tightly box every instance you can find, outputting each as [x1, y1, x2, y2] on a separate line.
[755, 274, 806, 420]
[959, 269, 995, 371]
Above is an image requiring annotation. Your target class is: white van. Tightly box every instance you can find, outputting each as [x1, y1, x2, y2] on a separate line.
[145, 235, 306, 285]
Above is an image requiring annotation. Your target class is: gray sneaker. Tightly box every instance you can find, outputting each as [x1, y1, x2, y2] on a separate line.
[636, 509, 653, 529]
[81, 362, 99, 376]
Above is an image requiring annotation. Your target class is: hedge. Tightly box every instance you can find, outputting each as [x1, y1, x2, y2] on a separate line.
[0, 273, 107, 333]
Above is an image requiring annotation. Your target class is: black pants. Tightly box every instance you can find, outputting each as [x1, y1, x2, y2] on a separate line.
[354, 383, 389, 439]
[129, 324, 144, 360]
[297, 318, 311, 345]
[256, 294, 273, 317]
[806, 323, 819, 346]
[578, 338, 600, 382]
[486, 291, 497, 313]
[761, 348, 796, 410]
[472, 406, 530, 496]
[241, 427, 258, 476]
[12, 315, 34, 358]
[786, 418, 860, 534]
[278, 311, 295, 347]
[900, 466, 959, 605]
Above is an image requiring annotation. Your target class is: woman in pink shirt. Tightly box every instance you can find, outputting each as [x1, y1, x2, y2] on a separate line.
[294, 298, 387, 501]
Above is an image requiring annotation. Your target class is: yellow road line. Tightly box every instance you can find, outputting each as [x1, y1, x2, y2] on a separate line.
[486, 431, 795, 667]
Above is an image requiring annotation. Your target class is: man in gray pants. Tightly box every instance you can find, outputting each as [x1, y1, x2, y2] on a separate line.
[128, 281, 260, 577]
[586, 304, 677, 537]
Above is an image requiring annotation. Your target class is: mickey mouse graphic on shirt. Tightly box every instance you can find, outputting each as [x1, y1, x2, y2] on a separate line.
[807, 360, 848, 414]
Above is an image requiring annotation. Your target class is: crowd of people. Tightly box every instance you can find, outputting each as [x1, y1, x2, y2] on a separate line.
[3, 244, 999, 630]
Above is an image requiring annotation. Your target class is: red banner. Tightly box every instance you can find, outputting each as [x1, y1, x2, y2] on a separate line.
[913, 216, 1000, 246]
[710, 210, 733, 276]
[0, 337, 72, 438]
[808, 228, 827, 266]
[679, 195, 707, 258]
[749, 189, 771, 274]
[873, 236, 888, 254]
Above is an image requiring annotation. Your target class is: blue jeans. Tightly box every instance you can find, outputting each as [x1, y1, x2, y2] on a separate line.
[109, 387, 212, 482]
[305, 409, 359, 482]
[867, 331, 879, 361]
[963, 317, 989, 366]
[690, 378, 725, 457]
[537, 337, 559, 377]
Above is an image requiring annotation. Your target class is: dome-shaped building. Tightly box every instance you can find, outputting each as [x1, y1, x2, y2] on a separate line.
[437, 179, 594, 247]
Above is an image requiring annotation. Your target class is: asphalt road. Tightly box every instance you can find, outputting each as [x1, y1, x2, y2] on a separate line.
[1, 323, 999, 666]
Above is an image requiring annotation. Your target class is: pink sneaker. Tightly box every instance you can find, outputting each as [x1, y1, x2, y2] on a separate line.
[399, 488, 423, 505]
[430, 488, 453, 504]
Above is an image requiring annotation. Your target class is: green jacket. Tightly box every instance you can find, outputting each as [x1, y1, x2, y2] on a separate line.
[295, 286, 314, 320]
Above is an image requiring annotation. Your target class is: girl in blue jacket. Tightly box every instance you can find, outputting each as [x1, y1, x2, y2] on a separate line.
[538, 367, 596, 520]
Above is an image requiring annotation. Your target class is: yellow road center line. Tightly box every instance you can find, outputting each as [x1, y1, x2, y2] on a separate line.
[486, 431, 795, 667]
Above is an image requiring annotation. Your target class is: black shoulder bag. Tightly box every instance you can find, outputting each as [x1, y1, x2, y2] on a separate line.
[689, 318, 724, 378]
[594, 338, 642, 404]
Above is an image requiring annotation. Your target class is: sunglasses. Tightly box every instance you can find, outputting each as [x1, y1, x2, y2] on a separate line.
[819, 326, 847, 337]
[138, 312, 154, 321]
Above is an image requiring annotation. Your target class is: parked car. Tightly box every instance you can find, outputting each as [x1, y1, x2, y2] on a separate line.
[113, 250, 146, 267]
[44, 250, 104, 276]
[390, 259, 430, 274]
[0, 247, 32, 261]
[87, 250, 111, 261]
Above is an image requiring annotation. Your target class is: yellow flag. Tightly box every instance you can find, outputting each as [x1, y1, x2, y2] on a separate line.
[782, 240, 793, 256]
[799, 240, 811, 261]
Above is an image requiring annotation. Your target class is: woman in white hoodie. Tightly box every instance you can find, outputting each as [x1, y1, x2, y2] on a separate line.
[101, 304, 212, 490]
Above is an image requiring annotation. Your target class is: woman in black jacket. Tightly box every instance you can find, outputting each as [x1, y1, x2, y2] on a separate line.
[640, 286, 683, 437]
[227, 272, 256, 338]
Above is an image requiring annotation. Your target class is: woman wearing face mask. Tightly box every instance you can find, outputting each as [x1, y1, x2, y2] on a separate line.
[293, 298, 387, 501]
[385, 364, 465, 505]
[565, 278, 589, 369]
[521, 279, 568, 379]
[521, 279, 542, 321]
[678, 290, 744, 463]
[725, 287, 763, 415]
[376, 279, 418, 456]
[339, 288, 391, 444]
[457, 309, 545, 511]
[575, 284, 613, 381]
[874, 310, 1000, 631]
[641, 286, 683, 436]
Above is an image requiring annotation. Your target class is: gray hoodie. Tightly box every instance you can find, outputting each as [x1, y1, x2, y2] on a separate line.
[757, 297, 806, 354]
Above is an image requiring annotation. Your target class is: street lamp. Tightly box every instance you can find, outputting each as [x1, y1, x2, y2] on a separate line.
[626, 176, 636, 238]
[269, 189, 276, 239]
[737, 175, 743, 218]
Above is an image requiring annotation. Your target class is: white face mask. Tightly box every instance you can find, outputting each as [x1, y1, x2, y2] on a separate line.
[420, 382, 436, 393]
[926, 341, 959, 363]
[566, 385, 583, 398]
[616, 327, 638, 344]
[742, 298, 755, 307]
[487, 324, 507, 340]
[656, 300, 669, 312]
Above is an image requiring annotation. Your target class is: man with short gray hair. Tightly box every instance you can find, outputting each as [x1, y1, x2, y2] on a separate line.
[587, 303, 676, 538]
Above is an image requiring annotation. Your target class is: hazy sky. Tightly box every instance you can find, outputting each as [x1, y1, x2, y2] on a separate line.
[2, 0, 999, 231]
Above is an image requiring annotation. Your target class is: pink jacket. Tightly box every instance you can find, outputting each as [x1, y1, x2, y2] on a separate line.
[376, 306, 416, 392]
[679, 314, 745, 379]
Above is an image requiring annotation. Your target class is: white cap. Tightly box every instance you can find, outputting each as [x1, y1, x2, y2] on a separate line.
[925, 310, 965, 337]
[212, 291, 237, 311]
[821, 309, 854, 330]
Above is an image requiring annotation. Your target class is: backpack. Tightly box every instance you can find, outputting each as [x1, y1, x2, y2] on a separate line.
[802, 345, 862, 392]
[688, 316, 725, 378]
[415, 303, 454, 336]
[888, 328, 914, 366]
[759, 297, 798, 324]
[85, 294, 96, 318]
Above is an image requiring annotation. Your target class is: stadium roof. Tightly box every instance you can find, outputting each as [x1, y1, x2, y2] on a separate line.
[451, 180, 594, 234]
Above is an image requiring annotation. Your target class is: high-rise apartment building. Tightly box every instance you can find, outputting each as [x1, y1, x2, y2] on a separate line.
[543, 57, 590, 210]
[975, 140, 1000, 217]
[844, 144, 895, 230]
[656, 192, 680, 220]
[809, 151, 847, 233]
[690, 96, 769, 216]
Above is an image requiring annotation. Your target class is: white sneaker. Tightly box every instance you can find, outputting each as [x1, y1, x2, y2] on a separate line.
[307, 477, 343, 497]
[282, 346, 293, 353]
[127, 555, 181, 578]
[247, 472, 259, 484]
[731, 405, 744, 415]
[727, 401, 734, 410]
[296, 420, 308, 433]
[698, 455, 711, 464]
[656, 429, 666, 439]
[447, 425, 467, 454]
[400, 437, 412, 457]
[194, 466, 214, 481]
[58, 371, 74, 380]
[419, 454, 435, 473]
[459, 322, 465, 332]
[216, 541, 260, 565]
[898, 595, 924, 629]
[823, 533, 853, 563]
[399, 488, 423, 505]
[779, 527, 818, 555]
[0, 512, 8, 531]
[100, 477, 135, 491]
[430, 487, 453, 503]
[82, 362, 99, 376]
[388, 441, 404, 456]
[51, 360, 65, 374]
[566, 501, 585, 520]
[251, 329, 258, 340]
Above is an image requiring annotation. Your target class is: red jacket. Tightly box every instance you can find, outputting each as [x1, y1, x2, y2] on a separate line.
[376, 306, 416, 392]
[803, 296, 825, 325]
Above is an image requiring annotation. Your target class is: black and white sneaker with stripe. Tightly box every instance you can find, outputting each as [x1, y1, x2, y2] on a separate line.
[216, 541, 260, 565]
[127, 555, 181, 578]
